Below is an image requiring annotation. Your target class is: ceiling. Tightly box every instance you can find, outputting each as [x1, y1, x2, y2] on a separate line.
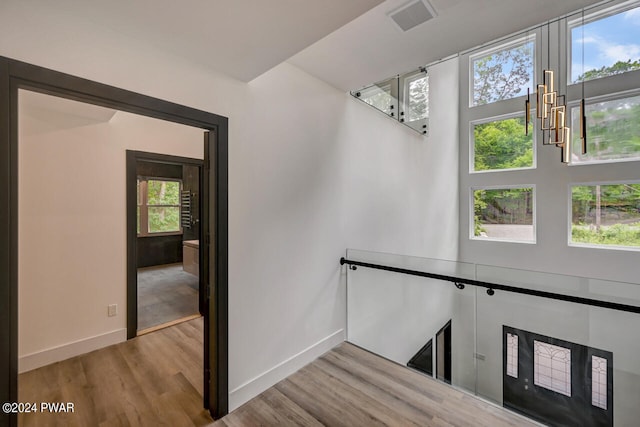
[0, 0, 383, 83]
[19, 90, 118, 134]
[2, 0, 606, 91]
[289, 0, 605, 91]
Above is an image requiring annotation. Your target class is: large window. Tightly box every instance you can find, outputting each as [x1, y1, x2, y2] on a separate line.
[570, 183, 640, 249]
[570, 92, 640, 163]
[470, 37, 535, 107]
[137, 178, 182, 236]
[570, 2, 640, 83]
[472, 186, 535, 242]
[472, 114, 534, 172]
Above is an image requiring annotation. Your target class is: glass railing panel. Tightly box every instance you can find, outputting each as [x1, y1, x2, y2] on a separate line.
[351, 77, 398, 118]
[474, 265, 640, 426]
[345, 249, 476, 388]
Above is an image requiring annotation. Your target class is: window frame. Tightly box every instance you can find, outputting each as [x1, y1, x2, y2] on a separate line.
[567, 0, 640, 86]
[567, 179, 640, 251]
[137, 176, 183, 237]
[469, 111, 537, 174]
[567, 88, 640, 166]
[469, 34, 537, 108]
[470, 184, 537, 244]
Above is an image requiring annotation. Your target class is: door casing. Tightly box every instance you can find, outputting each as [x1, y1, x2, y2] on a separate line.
[0, 56, 229, 425]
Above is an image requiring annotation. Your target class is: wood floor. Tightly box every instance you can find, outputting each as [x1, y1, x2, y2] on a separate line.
[137, 263, 199, 331]
[214, 343, 539, 427]
[19, 320, 538, 427]
[18, 318, 212, 427]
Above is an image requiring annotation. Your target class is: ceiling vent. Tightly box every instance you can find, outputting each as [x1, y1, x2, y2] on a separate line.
[388, 0, 437, 32]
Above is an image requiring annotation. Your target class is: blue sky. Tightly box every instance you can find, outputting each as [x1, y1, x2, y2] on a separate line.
[571, 6, 640, 81]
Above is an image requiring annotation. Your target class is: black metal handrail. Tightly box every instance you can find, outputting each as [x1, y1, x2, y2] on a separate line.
[340, 257, 640, 314]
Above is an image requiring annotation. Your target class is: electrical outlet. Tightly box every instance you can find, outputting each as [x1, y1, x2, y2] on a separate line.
[108, 304, 117, 317]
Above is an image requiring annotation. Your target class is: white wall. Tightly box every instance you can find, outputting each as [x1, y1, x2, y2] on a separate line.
[1, 8, 460, 413]
[18, 99, 203, 371]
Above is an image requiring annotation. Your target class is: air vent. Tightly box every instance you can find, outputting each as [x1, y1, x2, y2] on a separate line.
[388, 0, 437, 32]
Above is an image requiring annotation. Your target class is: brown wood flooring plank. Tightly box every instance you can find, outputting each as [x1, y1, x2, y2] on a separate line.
[18, 317, 211, 427]
[20, 323, 538, 427]
[218, 342, 539, 427]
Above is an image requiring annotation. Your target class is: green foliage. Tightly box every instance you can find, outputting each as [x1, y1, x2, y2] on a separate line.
[474, 188, 533, 234]
[572, 223, 640, 247]
[474, 117, 533, 171]
[577, 60, 640, 82]
[473, 42, 533, 106]
[573, 95, 640, 162]
[139, 180, 181, 234]
[474, 190, 487, 236]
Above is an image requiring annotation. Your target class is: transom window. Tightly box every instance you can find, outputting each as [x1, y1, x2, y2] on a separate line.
[470, 37, 535, 107]
[570, 2, 640, 84]
[137, 178, 182, 236]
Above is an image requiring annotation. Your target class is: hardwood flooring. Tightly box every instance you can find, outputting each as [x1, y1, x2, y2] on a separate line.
[214, 343, 539, 427]
[19, 320, 538, 427]
[137, 263, 199, 331]
[18, 318, 212, 427]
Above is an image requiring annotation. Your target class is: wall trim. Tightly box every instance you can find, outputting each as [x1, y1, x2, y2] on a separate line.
[228, 329, 345, 411]
[18, 328, 127, 373]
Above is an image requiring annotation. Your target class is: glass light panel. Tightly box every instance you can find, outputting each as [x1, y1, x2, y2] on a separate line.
[534, 340, 572, 397]
[506, 333, 518, 378]
[473, 116, 533, 171]
[592, 355, 608, 410]
[148, 207, 180, 233]
[570, 94, 640, 163]
[571, 6, 640, 83]
[473, 187, 535, 242]
[147, 180, 180, 205]
[571, 184, 640, 248]
[472, 40, 534, 106]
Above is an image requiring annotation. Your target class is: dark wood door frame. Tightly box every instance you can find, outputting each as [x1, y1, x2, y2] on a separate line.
[0, 56, 229, 425]
[126, 151, 205, 338]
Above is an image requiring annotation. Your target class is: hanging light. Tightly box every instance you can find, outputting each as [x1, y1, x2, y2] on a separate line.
[526, 22, 573, 164]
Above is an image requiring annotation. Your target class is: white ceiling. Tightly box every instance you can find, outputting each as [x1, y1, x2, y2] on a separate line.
[2, 0, 607, 91]
[289, 0, 605, 91]
[0, 0, 383, 83]
[19, 90, 118, 135]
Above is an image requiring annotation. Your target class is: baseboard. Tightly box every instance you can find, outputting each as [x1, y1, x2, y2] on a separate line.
[19, 328, 127, 373]
[229, 329, 345, 411]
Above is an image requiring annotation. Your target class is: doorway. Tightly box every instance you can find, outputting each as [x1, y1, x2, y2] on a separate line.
[0, 56, 229, 426]
[128, 153, 205, 336]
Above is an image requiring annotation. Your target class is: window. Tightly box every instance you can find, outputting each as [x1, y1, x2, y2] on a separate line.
[471, 37, 535, 107]
[137, 178, 182, 236]
[472, 186, 535, 242]
[591, 355, 608, 410]
[506, 333, 519, 378]
[534, 340, 572, 397]
[570, 3, 640, 84]
[570, 92, 640, 163]
[472, 115, 534, 172]
[570, 183, 640, 249]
